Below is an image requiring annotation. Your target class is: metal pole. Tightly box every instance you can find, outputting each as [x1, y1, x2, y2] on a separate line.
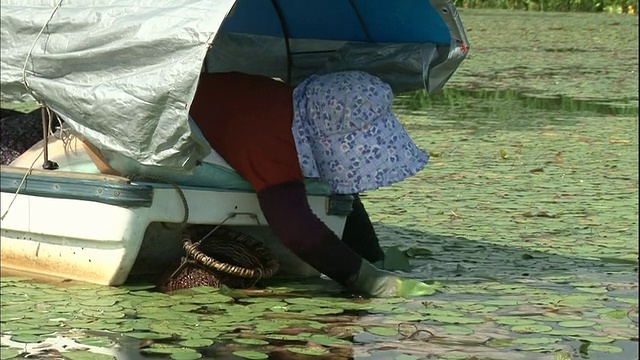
[40, 106, 59, 170]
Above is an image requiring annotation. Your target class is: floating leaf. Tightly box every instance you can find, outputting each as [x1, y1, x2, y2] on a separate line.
[264, 334, 306, 342]
[557, 320, 596, 328]
[233, 338, 270, 346]
[420, 309, 465, 317]
[232, 350, 269, 359]
[170, 351, 202, 360]
[548, 329, 594, 337]
[598, 310, 628, 319]
[614, 297, 638, 305]
[184, 294, 234, 304]
[79, 298, 117, 307]
[427, 316, 484, 324]
[137, 299, 176, 308]
[511, 324, 553, 334]
[393, 313, 426, 322]
[95, 288, 131, 296]
[286, 346, 329, 356]
[575, 287, 608, 294]
[404, 247, 433, 258]
[179, 339, 214, 348]
[590, 344, 624, 353]
[197, 331, 221, 340]
[383, 246, 412, 271]
[82, 310, 125, 319]
[483, 299, 523, 306]
[512, 337, 560, 345]
[0, 349, 22, 360]
[301, 307, 344, 316]
[61, 351, 116, 360]
[367, 326, 398, 336]
[117, 284, 156, 291]
[125, 332, 173, 340]
[75, 337, 114, 347]
[494, 317, 538, 326]
[9, 334, 46, 343]
[141, 346, 197, 356]
[308, 334, 353, 347]
[441, 325, 474, 335]
[571, 336, 616, 344]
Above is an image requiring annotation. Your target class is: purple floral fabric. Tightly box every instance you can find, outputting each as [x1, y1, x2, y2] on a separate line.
[292, 71, 429, 194]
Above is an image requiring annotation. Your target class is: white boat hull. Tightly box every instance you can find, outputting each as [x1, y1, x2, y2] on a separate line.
[0, 136, 351, 285]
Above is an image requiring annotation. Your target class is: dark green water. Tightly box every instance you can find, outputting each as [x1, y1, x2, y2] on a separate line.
[1, 9, 638, 360]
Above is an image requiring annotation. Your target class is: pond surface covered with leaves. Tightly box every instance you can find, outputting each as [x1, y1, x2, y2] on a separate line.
[1, 9, 638, 360]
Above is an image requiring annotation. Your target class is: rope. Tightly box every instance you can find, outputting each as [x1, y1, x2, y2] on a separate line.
[1, 108, 60, 221]
[127, 174, 190, 227]
[19, 0, 63, 170]
[196, 211, 262, 246]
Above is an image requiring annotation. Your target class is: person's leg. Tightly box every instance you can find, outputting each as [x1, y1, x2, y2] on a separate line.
[341, 194, 385, 264]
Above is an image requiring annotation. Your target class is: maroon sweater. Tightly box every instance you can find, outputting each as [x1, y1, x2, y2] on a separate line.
[189, 72, 362, 285]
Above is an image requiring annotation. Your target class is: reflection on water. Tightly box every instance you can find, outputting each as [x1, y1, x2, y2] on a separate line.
[395, 88, 639, 117]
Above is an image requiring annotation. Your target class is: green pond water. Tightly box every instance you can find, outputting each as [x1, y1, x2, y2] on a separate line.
[1, 9, 638, 360]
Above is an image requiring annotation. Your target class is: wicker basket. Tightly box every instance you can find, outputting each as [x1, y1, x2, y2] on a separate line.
[158, 226, 279, 292]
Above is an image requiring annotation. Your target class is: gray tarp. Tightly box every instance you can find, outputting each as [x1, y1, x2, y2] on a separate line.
[0, 0, 468, 171]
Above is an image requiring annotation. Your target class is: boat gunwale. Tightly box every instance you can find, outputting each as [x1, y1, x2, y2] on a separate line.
[0, 165, 153, 208]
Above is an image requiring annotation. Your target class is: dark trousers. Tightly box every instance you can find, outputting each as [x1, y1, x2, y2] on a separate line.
[341, 194, 385, 263]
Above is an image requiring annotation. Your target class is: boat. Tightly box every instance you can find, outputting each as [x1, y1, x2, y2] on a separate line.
[0, 0, 468, 286]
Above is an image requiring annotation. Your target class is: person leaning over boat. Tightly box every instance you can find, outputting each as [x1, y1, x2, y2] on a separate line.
[189, 71, 432, 298]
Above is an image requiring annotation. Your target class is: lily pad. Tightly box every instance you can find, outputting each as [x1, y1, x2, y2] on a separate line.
[170, 304, 202, 312]
[170, 351, 202, 360]
[427, 316, 485, 324]
[383, 245, 412, 271]
[125, 332, 173, 340]
[9, 334, 46, 343]
[117, 284, 157, 291]
[79, 298, 117, 307]
[179, 338, 214, 347]
[512, 337, 560, 345]
[511, 324, 553, 334]
[232, 350, 269, 359]
[301, 307, 344, 315]
[441, 325, 474, 335]
[61, 351, 116, 360]
[599, 310, 628, 319]
[393, 313, 426, 322]
[483, 299, 523, 306]
[548, 329, 594, 337]
[286, 346, 330, 356]
[494, 317, 538, 326]
[75, 337, 114, 347]
[367, 326, 399, 336]
[308, 334, 353, 347]
[0, 349, 22, 360]
[233, 338, 270, 346]
[571, 336, 616, 344]
[589, 344, 624, 353]
[264, 334, 307, 342]
[141, 347, 197, 355]
[557, 320, 597, 328]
